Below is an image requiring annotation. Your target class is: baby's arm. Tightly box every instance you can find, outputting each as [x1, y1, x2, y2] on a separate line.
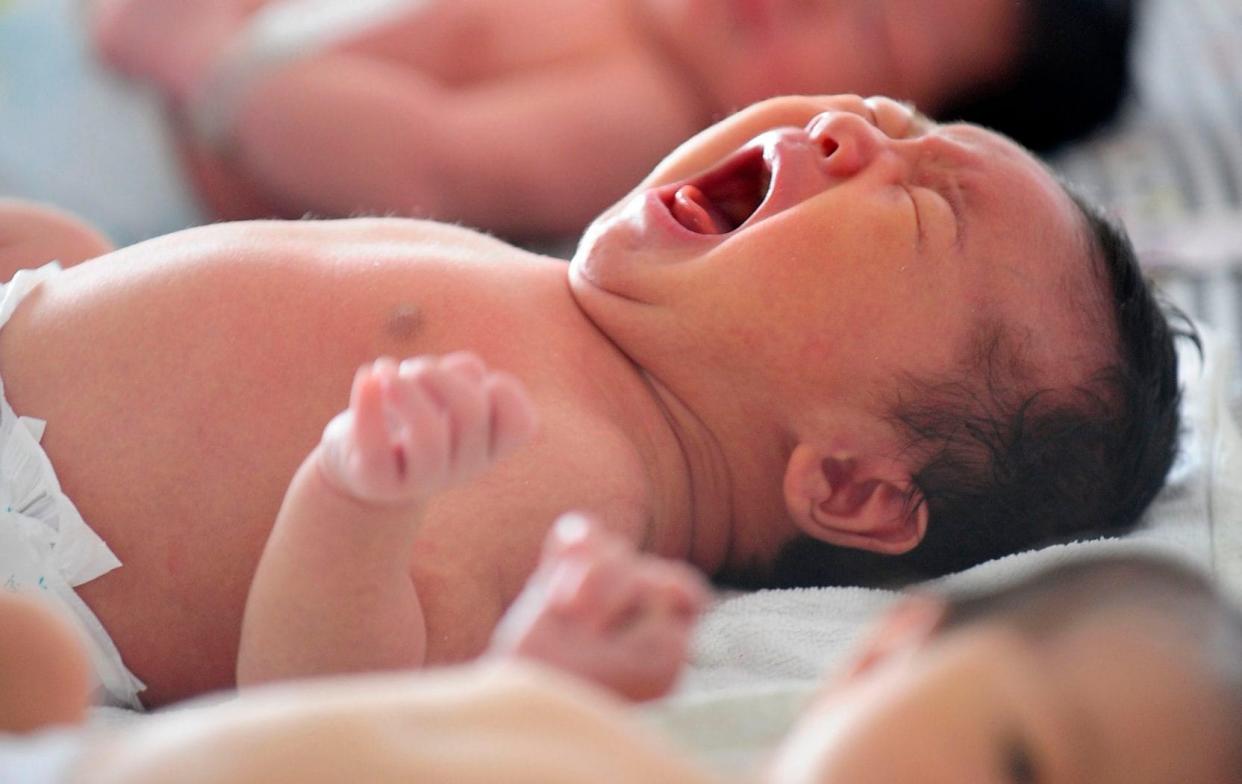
[95, 0, 702, 236]
[237, 353, 536, 687]
[214, 50, 703, 237]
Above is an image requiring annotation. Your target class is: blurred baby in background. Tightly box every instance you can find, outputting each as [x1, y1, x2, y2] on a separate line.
[7, 0, 1136, 242]
[2, 549, 1238, 784]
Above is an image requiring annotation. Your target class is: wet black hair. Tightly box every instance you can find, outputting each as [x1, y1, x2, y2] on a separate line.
[939, 0, 1139, 152]
[758, 185, 1193, 591]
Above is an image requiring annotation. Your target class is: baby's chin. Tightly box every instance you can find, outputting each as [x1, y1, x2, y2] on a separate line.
[567, 213, 625, 288]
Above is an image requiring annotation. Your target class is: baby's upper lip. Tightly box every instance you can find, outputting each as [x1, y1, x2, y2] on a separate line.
[655, 129, 808, 237]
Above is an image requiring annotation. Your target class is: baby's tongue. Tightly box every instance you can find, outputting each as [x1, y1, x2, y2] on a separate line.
[671, 184, 730, 234]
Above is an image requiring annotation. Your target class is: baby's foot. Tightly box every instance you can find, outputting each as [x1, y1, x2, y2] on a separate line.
[491, 514, 711, 702]
[91, 0, 251, 102]
[316, 353, 537, 506]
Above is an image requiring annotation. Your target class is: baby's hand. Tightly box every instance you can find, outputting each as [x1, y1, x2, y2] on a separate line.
[317, 353, 537, 505]
[490, 514, 711, 702]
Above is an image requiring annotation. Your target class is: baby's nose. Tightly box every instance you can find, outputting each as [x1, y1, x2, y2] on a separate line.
[806, 111, 888, 179]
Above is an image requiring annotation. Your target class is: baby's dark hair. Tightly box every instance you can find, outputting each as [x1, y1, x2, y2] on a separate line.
[759, 184, 1191, 590]
[939, 0, 1138, 152]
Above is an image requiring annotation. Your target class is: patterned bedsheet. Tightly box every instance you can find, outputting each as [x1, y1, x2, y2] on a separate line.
[1051, 0, 1242, 359]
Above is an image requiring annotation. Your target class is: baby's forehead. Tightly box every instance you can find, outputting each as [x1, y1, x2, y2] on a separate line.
[1040, 604, 1191, 661]
[1053, 619, 1236, 777]
[1002, 590, 1209, 656]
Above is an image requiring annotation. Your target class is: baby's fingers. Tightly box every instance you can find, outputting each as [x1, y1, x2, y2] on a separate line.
[390, 359, 452, 486]
[318, 361, 401, 496]
[486, 371, 537, 460]
[418, 356, 490, 474]
[347, 361, 400, 476]
[642, 560, 712, 620]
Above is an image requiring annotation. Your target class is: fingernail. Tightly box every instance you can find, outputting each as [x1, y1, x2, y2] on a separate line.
[554, 513, 591, 546]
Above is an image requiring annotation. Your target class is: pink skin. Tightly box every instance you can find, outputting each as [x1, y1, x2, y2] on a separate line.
[0, 200, 114, 280]
[87, 0, 1021, 239]
[491, 514, 710, 702]
[0, 594, 92, 734]
[243, 351, 707, 702]
[237, 351, 539, 686]
[569, 95, 1111, 568]
[91, 0, 253, 103]
[316, 352, 537, 506]
[323, 355, 708, 700]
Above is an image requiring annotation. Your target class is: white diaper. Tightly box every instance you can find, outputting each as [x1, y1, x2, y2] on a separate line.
[0, 0, 206, 245]
[0, 263, 146, 710]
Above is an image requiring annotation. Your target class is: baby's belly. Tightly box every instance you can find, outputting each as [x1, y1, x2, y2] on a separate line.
[61, 342, 499, 702]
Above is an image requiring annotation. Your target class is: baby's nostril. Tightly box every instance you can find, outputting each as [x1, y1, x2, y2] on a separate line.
[819, 137, 840, 157]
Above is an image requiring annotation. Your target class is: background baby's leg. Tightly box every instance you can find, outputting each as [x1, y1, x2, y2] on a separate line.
[0, 593, 92, 733]
[490, 515, 710, 702]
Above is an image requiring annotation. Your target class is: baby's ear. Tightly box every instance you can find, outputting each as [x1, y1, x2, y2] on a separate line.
[782, 444, 928, 555]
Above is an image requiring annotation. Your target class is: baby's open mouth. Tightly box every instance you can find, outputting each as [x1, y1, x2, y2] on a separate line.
[665, 149, 772, 235]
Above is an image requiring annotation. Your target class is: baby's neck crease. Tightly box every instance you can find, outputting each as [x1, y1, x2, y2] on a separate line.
[638, 368, 735, 576]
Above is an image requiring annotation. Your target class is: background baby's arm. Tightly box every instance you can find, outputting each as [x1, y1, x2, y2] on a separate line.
[214, 49, 702, 238]
[236, 353, 535, 687]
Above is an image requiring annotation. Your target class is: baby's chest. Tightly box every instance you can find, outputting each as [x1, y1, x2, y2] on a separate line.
[405, 422, 655, 663]
[406, 514, 564, 666]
